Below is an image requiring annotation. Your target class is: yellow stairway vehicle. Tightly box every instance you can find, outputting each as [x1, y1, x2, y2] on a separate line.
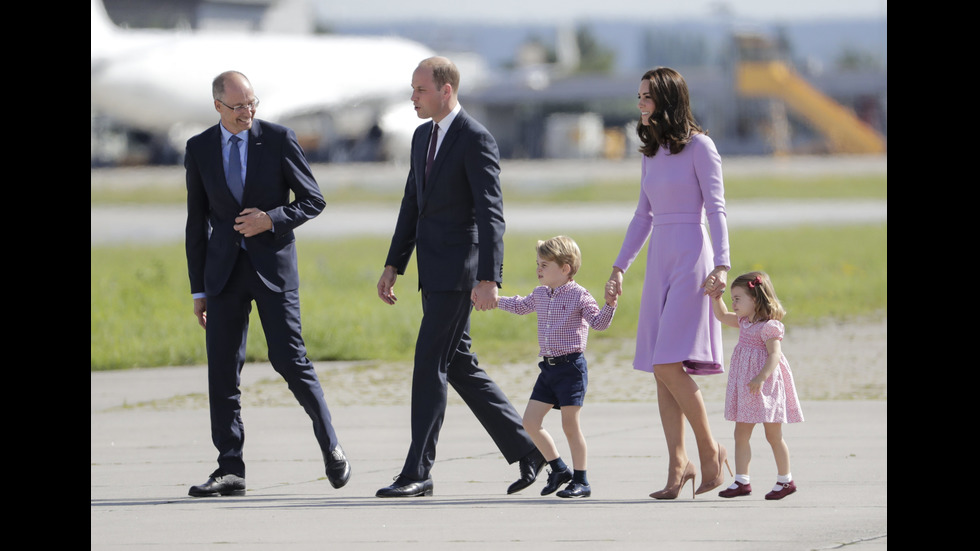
[736, 60, 886, 154]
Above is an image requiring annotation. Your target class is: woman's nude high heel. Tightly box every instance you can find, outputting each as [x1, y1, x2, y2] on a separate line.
[695, 443, 733, 495]
[650, 461, 696, 500]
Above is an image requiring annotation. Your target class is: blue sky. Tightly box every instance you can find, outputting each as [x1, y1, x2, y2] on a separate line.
[314, 0, 887, 24]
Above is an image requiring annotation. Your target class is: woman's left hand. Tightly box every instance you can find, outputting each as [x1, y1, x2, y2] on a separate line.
[701, 266, 728, 298]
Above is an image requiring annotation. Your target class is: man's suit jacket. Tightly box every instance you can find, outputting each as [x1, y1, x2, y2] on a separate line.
[185, 119, 325, 296]
[385, 108, 505, 292]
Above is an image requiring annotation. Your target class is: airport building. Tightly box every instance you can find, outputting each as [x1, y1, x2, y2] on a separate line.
[92, 0, 886, 165]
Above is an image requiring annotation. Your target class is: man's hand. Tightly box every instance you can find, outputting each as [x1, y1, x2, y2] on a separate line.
[193, 297, 207, 329]
[234, 208, 273, 237]
[377, 266, 398, 305]
[471, 280, 498, 311]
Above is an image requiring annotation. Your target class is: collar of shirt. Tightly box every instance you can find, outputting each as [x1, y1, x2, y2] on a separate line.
[431, 102, 461, 156]
[546, 280, 575, 297]
[218, 122, 249, 154]
[219, 123, 250, 170]
[219, 122, 250, 144]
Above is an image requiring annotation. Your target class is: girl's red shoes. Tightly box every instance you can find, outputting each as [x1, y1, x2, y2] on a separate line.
[718, 480, 752, 498]
[765, 480, 797, 500]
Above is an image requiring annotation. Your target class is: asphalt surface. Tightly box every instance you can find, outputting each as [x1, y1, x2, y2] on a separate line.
[91, 365, 886, 550]
[91, 156, 887, 549]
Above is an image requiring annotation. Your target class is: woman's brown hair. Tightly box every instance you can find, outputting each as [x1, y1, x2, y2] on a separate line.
[636, 67, 706, 157]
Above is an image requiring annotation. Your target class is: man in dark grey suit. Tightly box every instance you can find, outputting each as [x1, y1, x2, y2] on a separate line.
[375, 57, 544, 497]
[184, 70, 350, 497]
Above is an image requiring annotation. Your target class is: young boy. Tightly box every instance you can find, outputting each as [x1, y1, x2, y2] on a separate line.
[494, 236, 617, 498]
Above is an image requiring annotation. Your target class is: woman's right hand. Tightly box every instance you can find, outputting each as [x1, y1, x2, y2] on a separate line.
[606, 267, 624, 304]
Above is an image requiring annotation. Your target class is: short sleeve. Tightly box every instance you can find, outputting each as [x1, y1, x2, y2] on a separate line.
[760, 320, 785, 342]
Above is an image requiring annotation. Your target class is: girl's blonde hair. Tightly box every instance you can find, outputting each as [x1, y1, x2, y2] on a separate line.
[536, 235, 582, 278]
[731, 271, 786, 322]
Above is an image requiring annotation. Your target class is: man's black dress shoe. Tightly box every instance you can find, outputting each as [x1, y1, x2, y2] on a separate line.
[540, 467, 573, 496]
[188, 472, 246, 497]
[507, 448, 546, 494]
[324, 445, 351, 489]
[557, 481, 591, 498]
[376, 476, 433, 497]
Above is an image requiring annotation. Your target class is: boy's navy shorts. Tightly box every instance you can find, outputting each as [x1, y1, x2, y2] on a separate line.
[530, 352, 588, 409]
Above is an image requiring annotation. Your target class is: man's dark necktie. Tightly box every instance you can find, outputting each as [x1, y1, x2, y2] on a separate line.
[424, 122, 439, 186]
[227, 135, 244, 204]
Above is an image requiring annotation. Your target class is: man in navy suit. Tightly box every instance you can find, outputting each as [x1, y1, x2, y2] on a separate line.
[184, 70, 350, 497]
[375, 57, 545, 497]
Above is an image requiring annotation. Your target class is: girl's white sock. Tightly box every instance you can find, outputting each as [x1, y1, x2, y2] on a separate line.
[727, 474, 750, 490]
[773, 473, 792, 492]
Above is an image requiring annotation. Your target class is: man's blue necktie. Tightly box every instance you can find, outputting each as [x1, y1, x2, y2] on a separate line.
[227, 135, 244, 204]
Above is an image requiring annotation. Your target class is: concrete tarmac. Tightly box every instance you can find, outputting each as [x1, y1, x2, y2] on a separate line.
[91, 365, 886, 550]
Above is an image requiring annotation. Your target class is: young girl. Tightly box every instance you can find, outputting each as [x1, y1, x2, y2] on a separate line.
[711, 271, 804, 500]
[495, 236, 617, 498]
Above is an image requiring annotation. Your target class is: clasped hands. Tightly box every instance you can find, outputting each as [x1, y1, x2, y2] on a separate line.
[604, 265, 727, 304]
[234, 208, 272, 237]
[471, 281, 498, 311]
[376, 268, 499, 311]
[605, 268, 624, 305]
[700, 266, 729, 298]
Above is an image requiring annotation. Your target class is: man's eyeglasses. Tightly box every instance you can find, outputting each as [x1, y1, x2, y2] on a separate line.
[217, 98, 260, 113]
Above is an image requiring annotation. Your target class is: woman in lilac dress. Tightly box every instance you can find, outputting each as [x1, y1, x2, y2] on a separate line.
[605, 67, 732, 499]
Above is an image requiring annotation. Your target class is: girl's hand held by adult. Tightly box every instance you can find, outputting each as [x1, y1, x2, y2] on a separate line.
[701, 266, 729, 297]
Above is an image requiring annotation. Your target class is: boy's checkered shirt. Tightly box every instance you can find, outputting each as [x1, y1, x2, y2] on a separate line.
[497, 280, 615, 358]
